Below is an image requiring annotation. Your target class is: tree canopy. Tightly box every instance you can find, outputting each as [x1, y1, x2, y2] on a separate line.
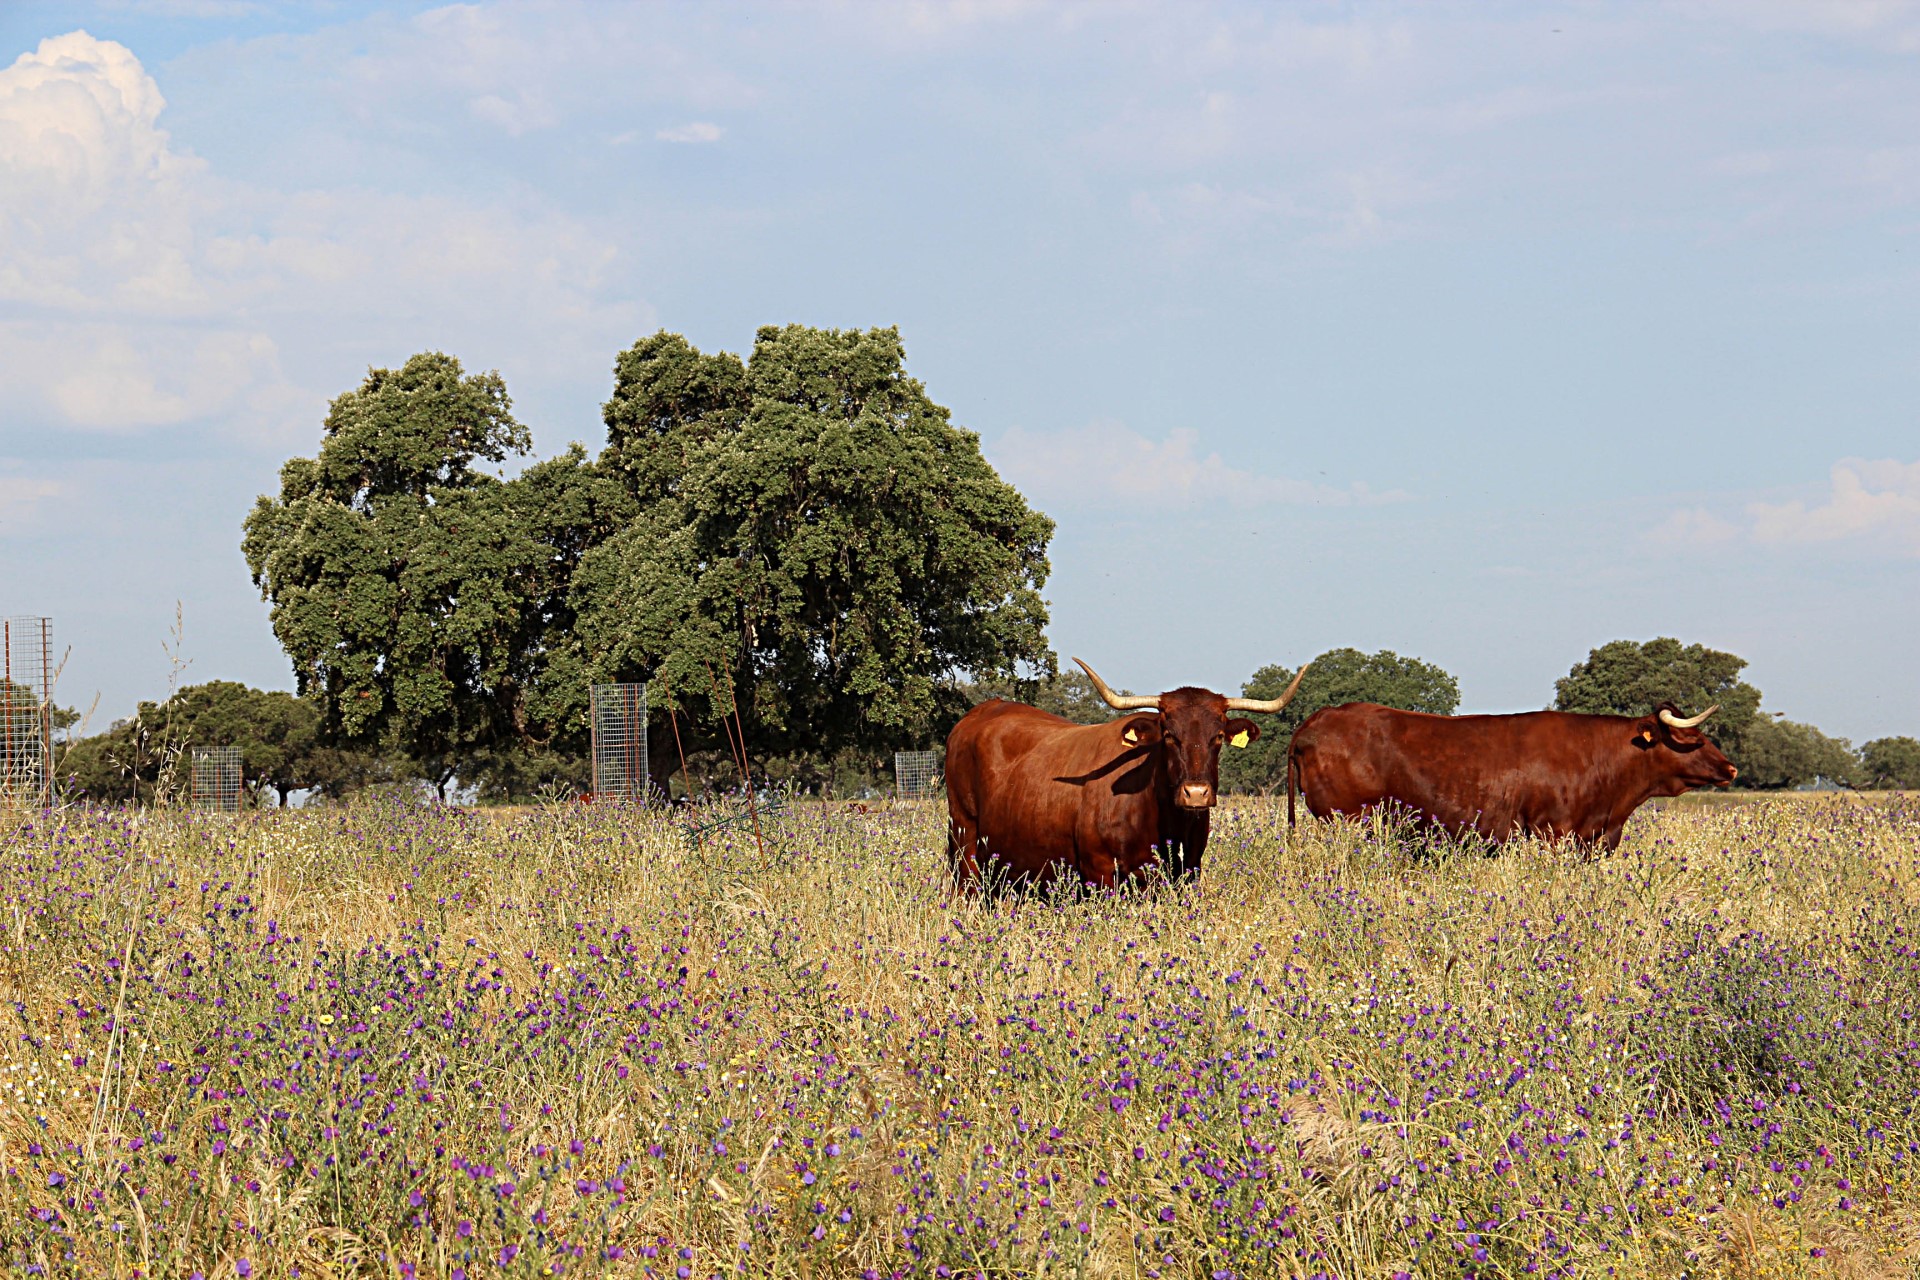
[1554, 637, 1764, 753]
[1221, 648, 1460, 794]
[573, 325, 1055, 763]
[58, 681, 355, 805]
[242, 353, 631, 797]
[1736, 717, 1859, 790]
[245, 330, 1055, 794]
[1548, 638, 1893, 789]
[1861, 737, 1920, 791]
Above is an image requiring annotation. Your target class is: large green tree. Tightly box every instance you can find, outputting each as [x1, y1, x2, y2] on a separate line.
[1861, 737, 1920, 790]
[1736, 716, 1860, 790]
[1553, 638, 1764, 756]
[574, 326, 1055, 764]
[1220, 648, 1460, 794]
[242, 353, 596, 798]
[247, 332, 1053, 795]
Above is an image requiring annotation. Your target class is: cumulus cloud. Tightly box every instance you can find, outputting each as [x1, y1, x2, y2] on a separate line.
[1645, 458, 1920, 556]
[1647, 506, 1742, 547]
[0, 32, 207, 314]
[1750, 457, 1920, 553]
[0, 31, 641, 442]
[989, 420, 1403, 509]
[656, 121, 724, 144]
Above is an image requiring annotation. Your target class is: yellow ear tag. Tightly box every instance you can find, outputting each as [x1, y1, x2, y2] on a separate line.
[1230, 730, 1251, 748]
[1638, 729, 1655, 745]
[1122, 725, 1140, 745]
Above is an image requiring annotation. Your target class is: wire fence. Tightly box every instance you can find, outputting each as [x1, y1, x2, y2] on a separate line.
[191, 745, 244, 812]
[894, 749, 941, 800]
[591, 683, 650, 803]
[2, 617, 52, 809]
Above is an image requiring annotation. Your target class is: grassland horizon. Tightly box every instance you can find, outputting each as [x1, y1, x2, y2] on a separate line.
[1, 795, 1916, 1278]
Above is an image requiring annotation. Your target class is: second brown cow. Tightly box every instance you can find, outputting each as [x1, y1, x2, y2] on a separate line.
[1286, 701, 1738, 851]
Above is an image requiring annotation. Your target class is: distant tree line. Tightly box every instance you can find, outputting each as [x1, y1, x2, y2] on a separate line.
[53, 643, 1920, 805]
[56, 681, 397, 807]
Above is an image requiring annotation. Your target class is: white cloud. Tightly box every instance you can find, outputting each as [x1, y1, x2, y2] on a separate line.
[1711, 151, 1778, 179]
[0, 32, 206, 313]
[0, 323, 299, 432]
[989, 420, 1403, 509]
[0, 31, 643, 442]
[1649, 457, 1920, 556]
[656, 121, 724, 144]
[1647, 506, 1742, 547]
[1750, 457, 1920, 552]
[877, 0, 1049, 36]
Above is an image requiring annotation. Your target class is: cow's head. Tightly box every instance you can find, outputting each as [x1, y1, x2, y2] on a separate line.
[1632, 702, 1738, 789]
[1075, 658, 1309, 810]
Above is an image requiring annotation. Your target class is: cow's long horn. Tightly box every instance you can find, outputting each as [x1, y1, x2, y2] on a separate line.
[1225, 663, 1311, 714]
[1659, 705, 1718, 729]
[1073, 658, 1160, 711]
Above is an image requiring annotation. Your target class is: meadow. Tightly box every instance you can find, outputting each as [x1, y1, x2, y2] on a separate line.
[0, 794, 1916, 1279]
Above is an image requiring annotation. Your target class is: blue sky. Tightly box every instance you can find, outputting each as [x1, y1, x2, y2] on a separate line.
[2, 1, 1916, 741]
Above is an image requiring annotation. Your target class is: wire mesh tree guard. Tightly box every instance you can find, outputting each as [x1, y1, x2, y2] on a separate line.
[894, 749, 941, 800]
[191, 745, 244, 813]
[590, 683, 651, 803]
[2, 617, 53, 809]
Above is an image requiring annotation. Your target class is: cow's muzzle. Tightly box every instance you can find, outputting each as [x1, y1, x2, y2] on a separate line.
[1177, 783, 1216, 810]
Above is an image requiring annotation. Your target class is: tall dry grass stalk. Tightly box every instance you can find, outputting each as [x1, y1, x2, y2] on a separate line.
[0, 794, 1916, 1278]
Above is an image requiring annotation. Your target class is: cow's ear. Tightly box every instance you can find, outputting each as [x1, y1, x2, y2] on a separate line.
[1225, 717, 1260, 748]
[1121, 718, 1162, 746]
[1633, 723, 1656, 747]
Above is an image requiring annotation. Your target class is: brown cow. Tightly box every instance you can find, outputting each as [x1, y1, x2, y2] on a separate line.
[945, 658, 1308, 894]
[1286, 702, 1737, 851]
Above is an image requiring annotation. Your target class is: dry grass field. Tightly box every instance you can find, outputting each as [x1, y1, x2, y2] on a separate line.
[1, 795, 1917, 1278]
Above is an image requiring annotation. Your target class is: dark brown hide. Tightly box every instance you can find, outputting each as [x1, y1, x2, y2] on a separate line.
[1286, 702, 1736, 851]
[945, 688, 1257, 894]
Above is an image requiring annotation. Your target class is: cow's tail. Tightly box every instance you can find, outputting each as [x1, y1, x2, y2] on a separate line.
[1286, 744, 1299, 831]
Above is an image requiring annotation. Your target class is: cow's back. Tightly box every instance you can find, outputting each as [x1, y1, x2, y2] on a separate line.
[1291, 704, 1617, 840]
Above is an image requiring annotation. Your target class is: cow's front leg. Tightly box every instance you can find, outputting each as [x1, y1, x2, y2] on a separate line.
[1078, 848, 1119, 893]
